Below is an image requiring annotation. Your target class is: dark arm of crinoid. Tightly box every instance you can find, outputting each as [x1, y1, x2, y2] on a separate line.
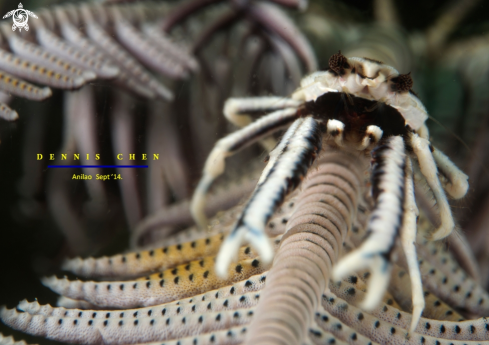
[333, 136, 408, 313]
[215, 116, 323, 277]
[191, 107, 299, 228]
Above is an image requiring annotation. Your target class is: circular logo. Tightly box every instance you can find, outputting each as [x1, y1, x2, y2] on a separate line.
[13, 9, 27, 28]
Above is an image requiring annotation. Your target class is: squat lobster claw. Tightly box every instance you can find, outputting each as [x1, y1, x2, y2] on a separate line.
[191, 52, 469, 333]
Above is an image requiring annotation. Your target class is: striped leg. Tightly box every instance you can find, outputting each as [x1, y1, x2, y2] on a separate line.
[432, 148, 469, 200]
[416, 124, 468, 200]
[224, 97, 302, 127]
[401, 158, 424, 335]
[191, 108, 299, 228]
[215, 116, 323, 277]
[409, 133, 455, 240]
[224, 97, 303, 151]
[333, 136, 406, 311]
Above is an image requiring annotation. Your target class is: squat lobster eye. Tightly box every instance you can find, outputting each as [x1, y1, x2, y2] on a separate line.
[328, 51, 350, 76]
[390, 72, 413, 93]
[191, 53, 469, 336]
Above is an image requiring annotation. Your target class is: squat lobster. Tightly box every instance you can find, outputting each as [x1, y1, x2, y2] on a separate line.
[191, 52, 469, 334]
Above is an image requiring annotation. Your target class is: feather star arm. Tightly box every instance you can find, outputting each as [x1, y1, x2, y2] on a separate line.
[322, 291, 489, 344]
[42, 257, 269, 308]
[0, 49, 84, 89]
[0, 69, 51, 101]
[0, 305, 254, 344]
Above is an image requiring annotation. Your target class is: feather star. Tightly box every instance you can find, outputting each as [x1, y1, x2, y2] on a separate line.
[2, 149, 489, 345]
[1, 0, 489, 344]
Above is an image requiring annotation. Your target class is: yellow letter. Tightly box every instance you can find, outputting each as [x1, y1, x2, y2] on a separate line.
[86, 154, 90, 160]
[142, 153, 147, 160]
[153, 154, 159, 160]
[129, 153, 135, 160]
[117, 154, 123, 160]
[61, 154, 67, 160]
[74, 154, 80, 160]
[37, 154, 43, 160]
[96, 154, 100, 160]
[49, 154, 55, 160]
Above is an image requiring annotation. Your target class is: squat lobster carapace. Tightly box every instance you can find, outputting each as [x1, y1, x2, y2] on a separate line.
[191, 52, 469, 334]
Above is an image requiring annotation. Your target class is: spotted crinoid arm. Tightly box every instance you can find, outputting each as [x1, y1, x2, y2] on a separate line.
[1, 268, 269, 345]
[0, 61, 50, 121]
[1, 202, 276, 343]
[61, 233, 230, 279]
[331, 276, 489, 342]
[41, 253, 269, 309]
[322, 290, 489, 345]
[1, 303, 255, 344]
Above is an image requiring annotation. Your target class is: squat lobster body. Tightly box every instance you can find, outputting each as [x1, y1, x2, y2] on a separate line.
[293, 54, 427, 131]
[190, 52, 469, 334]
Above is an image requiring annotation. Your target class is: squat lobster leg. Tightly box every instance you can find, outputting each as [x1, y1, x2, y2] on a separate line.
[333, 136, 407, 311]
[416, 124, 468, 200]
[431, 148, 469, 200]
[190, 107, 299, 228]
[408, 132, 455, 240]
[224, 96, 302, 127]
[216, 116, 323, 278]
[224, 97, 302, 152]
[400, 158, 424, 335]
